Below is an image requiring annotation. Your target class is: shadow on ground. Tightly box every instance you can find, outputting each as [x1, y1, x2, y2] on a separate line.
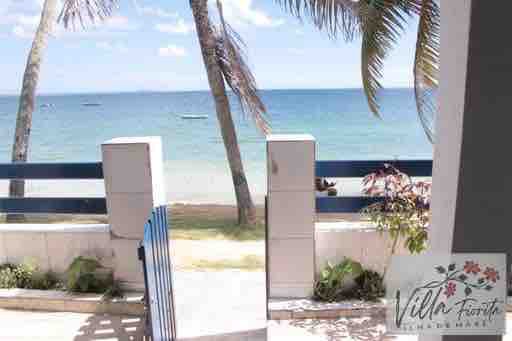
[290, 316, 390, 341]
[74, 314, 145, 341]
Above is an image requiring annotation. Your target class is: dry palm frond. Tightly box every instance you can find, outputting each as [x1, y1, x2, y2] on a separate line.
[413, 0, 439, 143]
[275, 0, 361, 40]
[214, 0, 270, 135]
[360, 0, 420, 117]
[59, 0, 117, 28]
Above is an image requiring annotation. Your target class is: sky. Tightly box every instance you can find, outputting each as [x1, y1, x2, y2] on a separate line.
[0, 0, 420, 94]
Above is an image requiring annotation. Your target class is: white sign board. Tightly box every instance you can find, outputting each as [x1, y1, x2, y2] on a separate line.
[386, 253, 506, 335]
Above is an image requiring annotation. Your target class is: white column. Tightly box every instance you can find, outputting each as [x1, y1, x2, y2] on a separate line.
[422, 1, 511, 341]
[266, 134, 315, 298]
[102, 137, 166, 291]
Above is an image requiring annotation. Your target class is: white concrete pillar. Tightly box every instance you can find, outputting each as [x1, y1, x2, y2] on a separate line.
[266, 134, 315, 298]
[421, 1, 512, 341]
[102, 137, 166, 290]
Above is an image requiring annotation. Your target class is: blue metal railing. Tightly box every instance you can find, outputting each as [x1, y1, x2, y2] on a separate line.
[138, 205, 177, 341]
[0, 162, 107, 214]
[315, 159, 433, 213]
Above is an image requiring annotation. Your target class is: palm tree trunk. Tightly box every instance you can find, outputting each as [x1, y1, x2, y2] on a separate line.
[8, 0, 57, 222]
[190, 0, 257, 226]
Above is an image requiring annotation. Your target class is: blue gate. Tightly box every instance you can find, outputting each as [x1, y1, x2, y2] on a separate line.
[138, 206, 177, 341]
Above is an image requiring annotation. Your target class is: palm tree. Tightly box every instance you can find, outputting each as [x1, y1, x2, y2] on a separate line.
[275, 0, 440, 143]
[189, 0, 269, 226]
[8, 0, 58, 221]
[60, 0, 269, 227]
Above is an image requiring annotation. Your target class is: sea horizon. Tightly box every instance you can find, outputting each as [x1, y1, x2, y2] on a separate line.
[0, 88, 432, 205]
[0, 86, 415, 97]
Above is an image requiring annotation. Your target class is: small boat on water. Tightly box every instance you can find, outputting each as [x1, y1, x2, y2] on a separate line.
[81, 102, 101, 106]
[180, 114, 208, 120]
[40, 103, 54, 108]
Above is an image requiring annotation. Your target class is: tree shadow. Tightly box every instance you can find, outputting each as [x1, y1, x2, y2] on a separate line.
[73, 314, 145, 341]
[289, 316, 407, 341]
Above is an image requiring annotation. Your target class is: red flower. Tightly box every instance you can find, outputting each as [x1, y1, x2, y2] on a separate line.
[483, 267, 500, 283]
[444, 282, 456, 298]
[464, 261, 481, 275]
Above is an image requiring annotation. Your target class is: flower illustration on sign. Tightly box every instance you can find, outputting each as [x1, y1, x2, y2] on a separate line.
[434, 261, 499, 298]
[444, 282, 456, 298]
[464, 261, 481, 274]
[484, 267, 500, 283]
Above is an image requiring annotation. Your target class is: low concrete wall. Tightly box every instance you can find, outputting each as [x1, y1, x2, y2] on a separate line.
[315, 221, 408, 275]
[0, 224, 113, 273]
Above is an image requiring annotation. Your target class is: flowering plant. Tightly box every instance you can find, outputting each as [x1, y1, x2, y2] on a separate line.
[362, 164, 431, 262]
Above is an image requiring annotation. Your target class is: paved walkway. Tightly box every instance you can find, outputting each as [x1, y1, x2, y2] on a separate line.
[1, 271, 512, 340]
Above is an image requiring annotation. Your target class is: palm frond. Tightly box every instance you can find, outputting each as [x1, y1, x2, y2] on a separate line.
[360, 0, 420, 117]
[214, 0, 270, 135]
[275, 0, 360, 40]
[58, 0, 117, 28]
[413, 0, 439, 143]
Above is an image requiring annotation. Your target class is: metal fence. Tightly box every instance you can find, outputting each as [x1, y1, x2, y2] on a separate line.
[0, 162, 106, 214]
[315, 159, 433, 213]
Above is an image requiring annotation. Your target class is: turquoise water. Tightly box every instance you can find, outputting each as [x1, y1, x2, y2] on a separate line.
[0, 89, 432, 203]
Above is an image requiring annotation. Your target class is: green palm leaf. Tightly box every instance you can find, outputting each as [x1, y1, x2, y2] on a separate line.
[413, 0, 439, 143]
[275, 0, 361, 40]
[59, 0, 117, 28]
[214, 0, 270, 134]
[360, 0, 420, 117]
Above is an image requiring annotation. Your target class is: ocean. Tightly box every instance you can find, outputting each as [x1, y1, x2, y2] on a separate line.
[0, 89, 433, 204]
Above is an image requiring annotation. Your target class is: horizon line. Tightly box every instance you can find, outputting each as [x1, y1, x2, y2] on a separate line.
[0, 86, 414, 97]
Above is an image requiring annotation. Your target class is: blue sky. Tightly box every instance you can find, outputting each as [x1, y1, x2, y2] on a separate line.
[0, 0, 419, 94]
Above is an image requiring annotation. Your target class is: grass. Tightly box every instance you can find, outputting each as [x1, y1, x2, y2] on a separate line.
[0, 204, 266, 241]
[169, 204, 265, 241]
[187, 255, 264, 271]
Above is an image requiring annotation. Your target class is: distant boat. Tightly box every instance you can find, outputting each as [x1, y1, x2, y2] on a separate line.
[81, 102, 101, 106]
[40, 103, 54, 108]
[181, 114, 208, 120]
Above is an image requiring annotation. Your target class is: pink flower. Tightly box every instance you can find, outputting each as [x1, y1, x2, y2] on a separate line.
[444, 282, 456, 298]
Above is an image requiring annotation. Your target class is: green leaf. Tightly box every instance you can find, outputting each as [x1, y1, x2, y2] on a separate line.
[413, 0, 440, 143]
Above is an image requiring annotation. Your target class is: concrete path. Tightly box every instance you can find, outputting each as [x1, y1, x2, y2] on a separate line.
[174, 270, 266, 339]
[1, 270, 512, 340]
[0, 308, 145, 340]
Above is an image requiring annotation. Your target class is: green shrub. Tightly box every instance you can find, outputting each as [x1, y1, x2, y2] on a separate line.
[0, 261, 61, 290]
[103, 279, 124, 300]
[66, 256, 120, 297]
[314, 259, 385, 302]
[0, 264, 18, 288]
[313, 258, 363, 302]
[13, 261, 37, 288]
[30, 271, 61, 290]
[353, 270, 385, 301]
[67, 256, 102, 293]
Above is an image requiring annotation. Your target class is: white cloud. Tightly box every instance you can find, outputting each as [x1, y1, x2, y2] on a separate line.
[155, 19, 194, 35]
[158, 44, 187, 58]
[133, 0, 177, 19]
[217, 0, 284, 28]
[96, 41, 128, 53]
